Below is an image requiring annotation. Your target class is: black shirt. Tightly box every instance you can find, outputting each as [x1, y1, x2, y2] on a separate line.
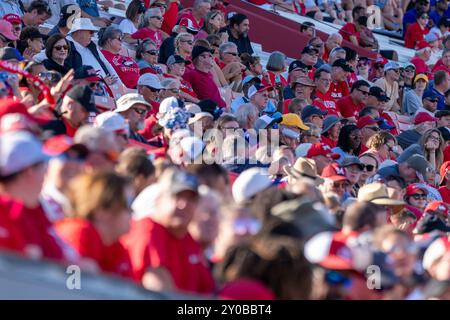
[227, 29, 254, 55]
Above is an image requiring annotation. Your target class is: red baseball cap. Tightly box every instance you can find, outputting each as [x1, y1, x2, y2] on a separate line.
[305, 231, 354, 270]
[306, 143, 340, 160]
[43, 135, 89, 157]
[439, 160, 450, 185]
[356, 115, 378, 129]
[219, 279, 275, 300]
[425, 201, 449, 216]
[414, 112, 437, 125]
[178, 17, 199, 32]
[405, 184, 428, 197]
[3, 14, 21, 25]
[321, 162, 348, 182]
[0, 98, 47, 125]
[0, 19, 18, 41]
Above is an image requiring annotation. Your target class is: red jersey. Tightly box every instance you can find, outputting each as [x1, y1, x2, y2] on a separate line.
[347, 72, 358, 88]
[379, 111, 399, 135]
[328, 81, 350, 102]
[267, 71, 288, 87]
[101, 50, 139, 89]
[12, 202, 67, 262]
[183, 68, 226, 108]
[55, 218, 133, 279]
[321, 135, 337, 148]
[439, 186, 450, 204]
[313, 90, 338, 115]
[161, 2, 178, 35]
[404, 22, 429, 49]
[0, 195, 26, 254]
[122, 218, 215, 294]
[178, 9, 204, 30]
[339, 23, 360, 44]
[131, 27, 163, 49]
[62, 118, 77, 138]
[336, 95, 364, 119]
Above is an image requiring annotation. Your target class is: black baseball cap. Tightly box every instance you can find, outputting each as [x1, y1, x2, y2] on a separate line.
[288, 60, 311, 73]
[369, 86, 390, 102]
[301, 45, 319, 55]
[332, 59, 353, 72]
[74, 65, 102, 82]
[66, 85, 98, 113]
[166, 54, 191, 65]
[59, 4, 80, 27]
[301, 105, 328, 121]
[191, 46, 215, 61]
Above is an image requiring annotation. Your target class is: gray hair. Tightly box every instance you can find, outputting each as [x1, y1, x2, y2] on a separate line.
[235, 103, 258, 128]
[135, 39, 157, 60]
[74, 126, 116, 151]
[174, 32, 193, 50]
[218, 42, 237, 58]
[328, 33, 343, 42]
[97, 26, 122, 48]
[193, 0, 211, 9]
[139, 8, 161, 29]
[266, 51, 286, 72]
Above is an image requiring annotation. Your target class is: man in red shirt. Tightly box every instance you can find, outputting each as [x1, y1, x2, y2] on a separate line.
[131, 8, 164, 49]
[41, 85, 98, 138]
[439, 161, 450, 203]
[178, 0, 211, 30]
[323, 33, 343, 63]
[313, 68, 338, 115]
[328, 59, 352, 102]
[339, 15, 367, 47]
[404, 11, 430, 49]
[183, 45, 226, 108]
[123, 168, 215, 294]
[336, 80, 370, 122]
[432, 48, 450, 74]
[0, 130, 75, 262]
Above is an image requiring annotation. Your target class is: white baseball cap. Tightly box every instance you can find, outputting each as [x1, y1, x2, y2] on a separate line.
[137, 73, 164, 89]
[423, 237, 450, 271]
[232, 168, 273, 204]
[115, 93, 152, 113]
[188, 112, 213, 125]
[0, 130, 49, 177]
[132, 183, 160, 220]
[158, 96, 184, 117]
[94, 111, 129, 135]
[68, 18, 98, 34]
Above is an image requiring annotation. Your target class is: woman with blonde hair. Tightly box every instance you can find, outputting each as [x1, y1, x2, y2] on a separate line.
[55, 171, 134, 279]
[174, 32, 195, 70]
[362, 131, 401, 164]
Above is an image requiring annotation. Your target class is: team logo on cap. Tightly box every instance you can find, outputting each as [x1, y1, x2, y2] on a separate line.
[335, 167, 345, 175]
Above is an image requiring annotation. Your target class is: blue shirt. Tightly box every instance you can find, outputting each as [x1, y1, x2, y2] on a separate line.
[77, 0, 99, 17]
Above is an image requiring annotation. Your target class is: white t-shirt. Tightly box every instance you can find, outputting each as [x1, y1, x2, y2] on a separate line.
[119, 19, 137, 35]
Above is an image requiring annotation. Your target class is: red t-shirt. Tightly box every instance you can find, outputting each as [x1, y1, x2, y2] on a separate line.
[339, 23, 360, 44]
[313, 90, 339, 115]
[336, 95, 364, 119]
[347, 72, 358, 88]
[404, 22, 428, 49]
[178, 10, 204, 30]
[328, 81, 350, 102]
[161, 2, 178, 35]
[131, 27, 163, 49]
[55, 218, 133, 279]
[62, 118, 77, 138]
[139, 114, 157, 140]
[122, 218, 215, 294]
[321, 135, 337, 148]
[101, 50, 140, 89]
[379, 111, 399, 135]
[267, 71, 288, 87]
[183, 68, 226, 108]
[164, 74, 197, 98]
[0, 195, 26, 254]
[439, 186, 450, 204]
[13, 202, 66, 262]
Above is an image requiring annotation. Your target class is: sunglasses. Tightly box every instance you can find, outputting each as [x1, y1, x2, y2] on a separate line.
[167, 88, 180, 94]
[357, 88, 370, 96]
[39, 72, 61, 83]
[361, 164, 375, 172]
[180, 39, 194, 45]
[146, 49, 159, 56]
[405, 68, 415, 72]
[412, 194, 427, 200]
[375, 64, 384, 69]
[114, 35, 124, 42]
[145, 86, 161, 92]
[152, 3, 167, 9]
[333, 182, 349, 189]
[54, 45, 68, 51]
[13, 26, 21, 32]
[133, 107, 147, 115]
[57, 152, 86, 163]
[224, 52, 239, 56]
[420, 15, 429, 19]
[150, 16, 163, 20]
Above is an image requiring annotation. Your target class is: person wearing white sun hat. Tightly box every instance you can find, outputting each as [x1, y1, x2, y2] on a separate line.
[66, 18, 122, 85]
